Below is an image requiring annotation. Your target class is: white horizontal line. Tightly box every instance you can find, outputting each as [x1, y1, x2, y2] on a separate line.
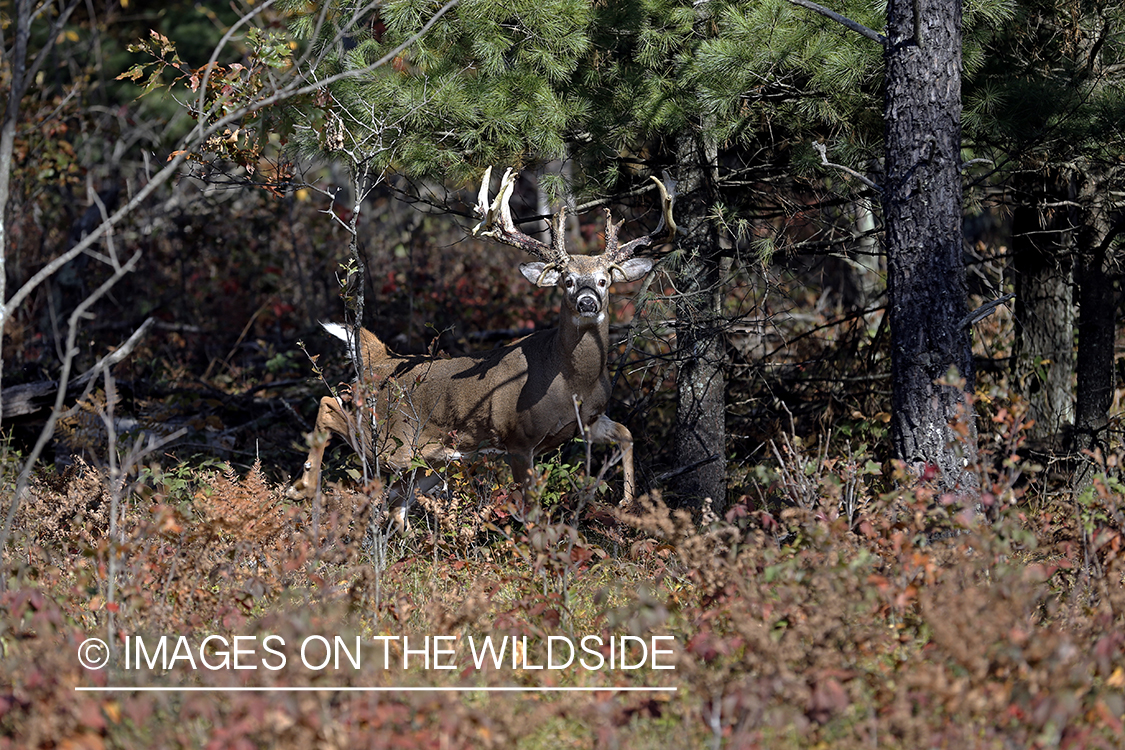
[76, 686, 677, 693]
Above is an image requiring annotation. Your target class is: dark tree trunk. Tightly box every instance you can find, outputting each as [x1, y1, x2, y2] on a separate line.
[1011, 172, 1075, 445]
[672, 130, 727, 515]
[1073, 184, 1117, 488]
[882, 0, 977, 490]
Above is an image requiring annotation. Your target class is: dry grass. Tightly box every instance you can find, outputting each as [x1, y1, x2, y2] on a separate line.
[2, 424, 1124, 749]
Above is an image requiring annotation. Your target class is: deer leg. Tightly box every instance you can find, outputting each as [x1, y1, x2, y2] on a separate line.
[506, 452, 537, 512]
[385, 471, 444, 534]
[587, 414, 636, 506]
[290, 394, 421, 535]
[287, 396, 351, 500]
[384, 482, 410, 534]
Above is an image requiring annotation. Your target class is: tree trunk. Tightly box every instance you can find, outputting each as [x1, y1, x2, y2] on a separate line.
[0, 0, 34, 429]
[1072, 183, 1117, 488]
[882, 0, 978, 491]
[1010, 171, 1075, 445]
[671, 129, 727, 514]
[848, 198, 883, 310]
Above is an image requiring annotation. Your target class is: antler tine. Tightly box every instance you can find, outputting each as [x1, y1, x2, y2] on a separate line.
[609, 174, 678, 262]
[471, 165, 495, 228]
[550, 206, 570, 265]
[602, 207, 625, 258]
[471, 167, 557, 263]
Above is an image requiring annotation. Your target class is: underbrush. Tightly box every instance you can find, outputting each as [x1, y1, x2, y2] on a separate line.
[1, 425, 1124, 749]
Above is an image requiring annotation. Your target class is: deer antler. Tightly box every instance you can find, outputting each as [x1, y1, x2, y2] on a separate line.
[603, 174, 677, 264]
[472, 167, 570, 267]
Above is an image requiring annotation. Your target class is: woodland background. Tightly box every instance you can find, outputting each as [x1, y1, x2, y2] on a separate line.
[1, 0, 1124, 747]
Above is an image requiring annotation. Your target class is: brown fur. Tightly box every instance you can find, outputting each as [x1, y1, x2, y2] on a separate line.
[288, 255, 650, 530]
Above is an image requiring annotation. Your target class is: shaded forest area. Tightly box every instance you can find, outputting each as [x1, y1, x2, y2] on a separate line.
[2, 0, 1125, 747]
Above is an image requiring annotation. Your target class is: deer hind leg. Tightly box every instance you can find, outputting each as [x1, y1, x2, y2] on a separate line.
[587, 414, 636, 506]
[287, 395, 352, 500]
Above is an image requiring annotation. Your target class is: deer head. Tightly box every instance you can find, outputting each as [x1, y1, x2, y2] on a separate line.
[472, 167, 675, 318]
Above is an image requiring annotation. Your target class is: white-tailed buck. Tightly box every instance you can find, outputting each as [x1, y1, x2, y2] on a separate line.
[288, 167, 675, 529]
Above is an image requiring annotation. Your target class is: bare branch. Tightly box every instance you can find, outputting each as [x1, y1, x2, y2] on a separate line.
[783, 0, 886, 45]
[24, 0, 82, 95]
[193, 0, 281, 135]
[813, 141, 882, 193]
[961, 157, 994, 171]
[3, 0, 461, 323]
[73, 317, 156, 387]
[655, 453, 721, 483]
[959, 293, 1014, 330]
[0, 251, 144, 555]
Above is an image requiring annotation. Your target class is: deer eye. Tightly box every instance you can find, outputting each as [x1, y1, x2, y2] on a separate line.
[598, 278, 607, 288]
[565, 278, 574, 289]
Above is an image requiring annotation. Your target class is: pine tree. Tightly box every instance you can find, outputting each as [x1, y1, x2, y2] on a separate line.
[271, 0, 1028, 508]
[279, 0, 593, 181]
[964, 0, 1125, 476]
[882, 0, 978, 492]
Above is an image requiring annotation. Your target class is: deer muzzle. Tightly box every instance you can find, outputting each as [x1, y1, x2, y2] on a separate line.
[575, 289, 601, 316]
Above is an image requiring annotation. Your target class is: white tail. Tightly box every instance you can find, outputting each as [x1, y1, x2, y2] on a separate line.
[288, 168, 675, 530]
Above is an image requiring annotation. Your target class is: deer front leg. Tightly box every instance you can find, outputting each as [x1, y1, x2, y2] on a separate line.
[506, 452, 537, 512]
[384, 471, 444, 534]
[587, 414, 636, 506]
[287, 395, 350, 500]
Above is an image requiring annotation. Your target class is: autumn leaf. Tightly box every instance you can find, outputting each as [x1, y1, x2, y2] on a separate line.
[116, 63, 147, 82]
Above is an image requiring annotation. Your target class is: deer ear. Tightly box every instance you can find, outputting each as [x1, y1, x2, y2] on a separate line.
[520, 262, 560, 287]
[612, 258, 653, 282]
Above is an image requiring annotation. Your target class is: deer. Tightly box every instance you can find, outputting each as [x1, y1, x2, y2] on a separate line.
[287, 167, 675, 531]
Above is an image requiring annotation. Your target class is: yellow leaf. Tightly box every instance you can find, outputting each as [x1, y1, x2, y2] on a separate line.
[296, 188, 310, 202]
[1108, 666, 1125, 688]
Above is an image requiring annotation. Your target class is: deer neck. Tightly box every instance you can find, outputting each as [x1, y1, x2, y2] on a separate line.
[556, 309, 610, 384]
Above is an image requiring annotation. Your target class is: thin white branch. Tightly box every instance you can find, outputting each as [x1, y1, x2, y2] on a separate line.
[813, 141, 882, 193]
[783, 0, 886, 45]
[73, 317, 156, 387]
[193, 0, 279, 135]
[961, 157, 994, 171]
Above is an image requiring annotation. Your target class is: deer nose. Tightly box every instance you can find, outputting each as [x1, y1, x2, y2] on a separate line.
[576, 292, 599, 315]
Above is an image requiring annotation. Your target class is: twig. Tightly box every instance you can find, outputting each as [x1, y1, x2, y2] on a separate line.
[961, 157, 994, 171]
[959, 293, 1014, 330]
[655, 453, 721, 483]
[813, 142, 882, 193]
[73, 317, 155, 387]
[0, 252, 145, 559]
